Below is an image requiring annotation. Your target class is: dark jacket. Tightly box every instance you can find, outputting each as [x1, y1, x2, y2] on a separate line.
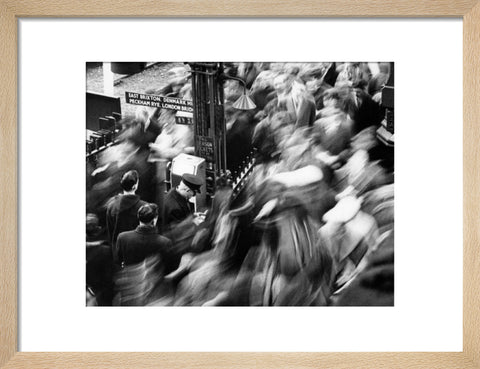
[352, 90, 383, 134]
[106, 194, 146, 250]
[86, 240, 114, 306]
[226, 111, 255, 175]
[164, 188, 192, 228]
[115, 225, 173, 267]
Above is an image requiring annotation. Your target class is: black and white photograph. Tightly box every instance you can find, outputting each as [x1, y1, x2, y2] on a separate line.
[86, 61, 394, 307]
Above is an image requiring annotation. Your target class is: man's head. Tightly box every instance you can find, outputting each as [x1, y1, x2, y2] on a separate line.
[121, 170, 139, 193]
[273, 74, 293, 95]
[137, 203, 158, 226]
[177, 173, 202, 200]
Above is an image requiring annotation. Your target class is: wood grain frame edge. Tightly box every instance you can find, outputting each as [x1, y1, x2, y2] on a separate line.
[1, 0, 479, 367]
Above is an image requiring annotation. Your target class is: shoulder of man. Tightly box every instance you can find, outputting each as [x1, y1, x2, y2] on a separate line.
[165, 189, 182, 204]
[117, 229, 137, 242]
[165, 187, 176, 197]
[106, 194, 121, 210]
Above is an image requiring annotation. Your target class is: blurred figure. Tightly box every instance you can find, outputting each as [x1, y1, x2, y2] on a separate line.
[335, 62, 370, 87]
[250, 68, 276, 111]
[310, 87, 356, 173]
[198, 165, 336, 306]
[171, 178, 270, 306]
[203, 167, 335, 306]
[88, 116, 157, 214]
[137, 65, 191, 134]
[148, 109, 194, 160]
[162, 66, 190, 97]
[351, 80, 384, 135]
[265, 73, 316, 129]
[119, 113, 158, 149]
[319, 195, 379, 292]
[331, 230, 393, 306]
[278, 130, 313, 172]
[335, 144, 391, 197]
[148, 109, 194, 234]
[330, 64, 384, 134]
[250, 179, 334, 306]
[237, 62, 259, 89]
[164, 173, 204, 228]
[361, 183, 394, 235]
[250, 110, 291, 190]
[252, 114, 279, 167]
[368, 62, 390, 98]
[271, 111, 296, 152]
[225, 105, 256, 177]
[224, 79, 243, 105]
[113, 203, 174, 306]
[320, 85, 358, 121]
[313, 117, 353, 170]
[86, 213, 113, 306]
[106, 170, 146, 259]
[300, 63, 334, 113]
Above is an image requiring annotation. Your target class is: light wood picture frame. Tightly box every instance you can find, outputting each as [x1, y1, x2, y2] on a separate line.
[1, 1, 478, 368]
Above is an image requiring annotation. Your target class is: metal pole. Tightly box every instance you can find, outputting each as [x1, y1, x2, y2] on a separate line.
[103, 62, 114, 96]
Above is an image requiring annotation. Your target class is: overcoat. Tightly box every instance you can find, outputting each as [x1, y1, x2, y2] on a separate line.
[164, 188, 193, 227]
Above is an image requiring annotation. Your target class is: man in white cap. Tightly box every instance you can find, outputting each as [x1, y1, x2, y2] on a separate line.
[163, 173, 203, 228]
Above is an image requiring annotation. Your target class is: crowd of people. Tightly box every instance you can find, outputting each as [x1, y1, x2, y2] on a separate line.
[86, 62, 394, 306]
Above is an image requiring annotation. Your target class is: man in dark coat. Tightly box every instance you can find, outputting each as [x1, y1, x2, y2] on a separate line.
[163, 173, 203, 228]
[115, 203, 173, 267]
[106, 170, 146, 260]
[114, 204, 176, 305]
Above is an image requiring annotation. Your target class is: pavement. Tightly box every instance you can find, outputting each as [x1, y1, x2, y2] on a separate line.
[86, 62, 185, 117]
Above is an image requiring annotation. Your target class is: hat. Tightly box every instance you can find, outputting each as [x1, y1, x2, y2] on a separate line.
[138, 203, 158, 223]
[182, 173, 203, 194]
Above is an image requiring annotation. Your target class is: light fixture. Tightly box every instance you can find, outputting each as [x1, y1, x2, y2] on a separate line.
[232, 94, 257, 110]
[223, 74, 256, 110]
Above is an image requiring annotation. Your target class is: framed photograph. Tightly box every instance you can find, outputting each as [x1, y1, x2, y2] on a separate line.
[1, 1, 478, 368]
[86, 60, 395, 310]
